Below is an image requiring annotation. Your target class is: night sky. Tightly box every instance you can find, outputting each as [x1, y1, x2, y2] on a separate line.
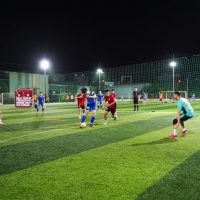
[0, 1, 200, 73]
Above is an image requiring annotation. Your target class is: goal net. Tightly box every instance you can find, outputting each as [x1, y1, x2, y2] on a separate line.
[1, 93, 15, 104]
[159, 91, 187, 102]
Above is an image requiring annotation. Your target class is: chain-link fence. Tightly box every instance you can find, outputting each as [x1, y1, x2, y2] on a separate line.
[1, 54, 200, 104]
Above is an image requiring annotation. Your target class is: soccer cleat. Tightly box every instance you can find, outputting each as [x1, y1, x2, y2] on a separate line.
[90, 123, 94, 127]
[0, 121, 4, 125]
[182, 130, 188, 136]
[168, 134, 178, 139]
[103, 122, 108, 125]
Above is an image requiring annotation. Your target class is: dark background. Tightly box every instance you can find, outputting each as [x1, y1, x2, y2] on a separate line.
[0, 1, 200, 73]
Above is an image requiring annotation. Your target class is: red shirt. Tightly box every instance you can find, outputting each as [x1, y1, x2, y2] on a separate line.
[77, 93, 85, 105]
[112, 92, 117, 99]
[105, 94, 116, 108]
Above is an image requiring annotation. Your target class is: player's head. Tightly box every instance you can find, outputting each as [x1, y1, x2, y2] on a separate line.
[81, 87, 87, 94]
[39, 92, 43, 96]
[104, 89, 110, 97]
[173, 91, 181, 100]
[134, 88, 138, 91]
[99, 90, 102, 94]
[111, 89, 115, 93]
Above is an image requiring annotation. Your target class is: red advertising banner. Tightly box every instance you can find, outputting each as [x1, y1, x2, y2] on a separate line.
[15, 89, 33, 108]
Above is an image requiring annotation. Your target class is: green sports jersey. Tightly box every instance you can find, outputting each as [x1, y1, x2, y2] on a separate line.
[177, 97, 194, 117]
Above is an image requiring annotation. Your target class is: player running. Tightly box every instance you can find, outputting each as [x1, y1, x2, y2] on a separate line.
[169, 91, 194, 139]
[133, 88, 140, 112]
[75, 89, 86, 119]
[36, 92, 45, 112]
[0, 102, 4, 125]
[103, 89, 117, 124]
[80, 89, 97, 128]
[97, 91, 104, 110]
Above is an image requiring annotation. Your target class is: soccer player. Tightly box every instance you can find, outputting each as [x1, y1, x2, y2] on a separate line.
[80, 89, 97, 128]
[133, 88, 140, 112]
[103, 90, 117, 124]
[0, 102, 4, 125]
[159, 92, 163, 103]
[75, 89, 86, 119]
[36, 92, 45, 112]
[97, 91, 104, 110]
[169, 91, 194, 139]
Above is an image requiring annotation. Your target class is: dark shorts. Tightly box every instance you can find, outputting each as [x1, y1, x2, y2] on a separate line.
[133, 99, 139, 104]
[180, 115, 193, 122]
[106, 107, 116, 115]
[78, 105, 85, 109]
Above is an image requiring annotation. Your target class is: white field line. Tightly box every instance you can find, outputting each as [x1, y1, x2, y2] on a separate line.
[0, 128, 69, 144]
[1, 111, 199, 144]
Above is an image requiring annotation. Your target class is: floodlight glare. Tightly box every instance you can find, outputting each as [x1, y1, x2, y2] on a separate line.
[97, 68, 103, 74]
[170, 61, 177, 67]
[40, 59, 50, 70]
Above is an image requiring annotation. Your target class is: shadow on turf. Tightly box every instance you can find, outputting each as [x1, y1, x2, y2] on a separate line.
[135, 150, 200, 200]
[130, 138, 177, 147]
[0, 115, 172, 176]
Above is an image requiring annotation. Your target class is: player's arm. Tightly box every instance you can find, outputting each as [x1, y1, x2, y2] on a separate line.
[108, 99, 116, 108]
[75, 94, 84, 99]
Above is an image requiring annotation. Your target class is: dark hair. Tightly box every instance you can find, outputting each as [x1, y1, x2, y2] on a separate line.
[40, 92, 42, 93]
[81, 87, 87, 94]
[105, 89, 109, 93]
[174, 91, 181, 96]
[111, 89, 115, 91]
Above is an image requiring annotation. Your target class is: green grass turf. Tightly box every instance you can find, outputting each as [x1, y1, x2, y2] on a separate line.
[0, 101, 200, 200]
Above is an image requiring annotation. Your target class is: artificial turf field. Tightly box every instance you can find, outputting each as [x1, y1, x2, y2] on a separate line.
[0, 101, 200, 200]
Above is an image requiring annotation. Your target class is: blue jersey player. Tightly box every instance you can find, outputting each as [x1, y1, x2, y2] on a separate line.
[97, 91, 104, 110]
[80, 90, 97, 128]
[37, 92, 45, 112]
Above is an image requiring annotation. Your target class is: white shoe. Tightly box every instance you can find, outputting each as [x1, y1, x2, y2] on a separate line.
[103, 122, 108, 125]
[0, 121, 4, 125]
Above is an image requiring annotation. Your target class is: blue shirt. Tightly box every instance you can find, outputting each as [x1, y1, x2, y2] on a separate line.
[177, 97, 194, 117]
[38, 95, 44, 103]
[97, 93, 104, 101]
[87, 91, 96, 104]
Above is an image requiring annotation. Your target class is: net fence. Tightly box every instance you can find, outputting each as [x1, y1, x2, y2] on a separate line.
[0, 54, 200, 104]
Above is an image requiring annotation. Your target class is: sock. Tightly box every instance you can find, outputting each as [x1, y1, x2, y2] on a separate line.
[183, 127, 186, 131]
[91, 116, 95, 124]
[81, 115, 86, 123]
[137, 105, 139, 111]
[134, 105, 136, 111]
[173, 129, 177, 136]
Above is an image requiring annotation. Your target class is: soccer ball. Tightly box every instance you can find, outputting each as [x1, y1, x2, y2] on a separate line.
[80, 122, 86, 128]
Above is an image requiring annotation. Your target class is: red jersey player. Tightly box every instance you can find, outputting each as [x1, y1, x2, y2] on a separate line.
[75, 89, 86, 119]
[103, 89, 117, 124]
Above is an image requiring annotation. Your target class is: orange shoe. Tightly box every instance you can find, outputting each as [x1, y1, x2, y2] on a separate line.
[168, 134, 178, 139]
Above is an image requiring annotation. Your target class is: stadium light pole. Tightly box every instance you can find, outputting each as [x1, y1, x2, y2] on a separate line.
[169, 61, 177, 92]
[40, 59, 50, 100]
[96, 68, 103, 90]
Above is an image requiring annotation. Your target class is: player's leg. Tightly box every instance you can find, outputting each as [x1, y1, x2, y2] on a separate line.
[41, 103, 44, 112]
[112, 108, 117, 120]
[90, 110, 96, 127]
[104, 109, 109, 124]
[78, 107, 81, 119]
[169, 118, 179, 139]
[80, 109, 89, 127]
[180, 115, 192, 136]
[134, 103, 136, 111]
